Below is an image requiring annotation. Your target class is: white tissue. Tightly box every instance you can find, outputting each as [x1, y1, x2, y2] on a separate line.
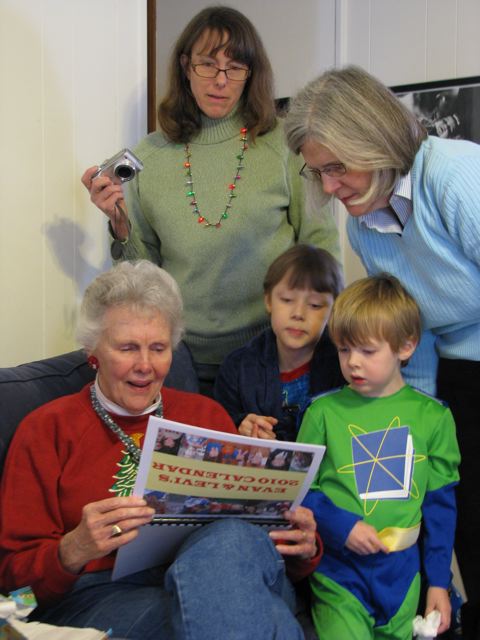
[0, 600, 17, 617]
[0, 593, 35, 620]
[412, 610, 441, 639]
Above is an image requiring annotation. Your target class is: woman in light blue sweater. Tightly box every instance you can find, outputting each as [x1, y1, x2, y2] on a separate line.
[284, 65, 480, 640]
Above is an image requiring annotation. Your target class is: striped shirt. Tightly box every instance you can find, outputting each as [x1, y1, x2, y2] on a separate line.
[360, 173, 412, 234]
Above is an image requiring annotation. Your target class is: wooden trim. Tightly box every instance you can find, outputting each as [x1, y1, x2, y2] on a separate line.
[147, 0, 157, 132]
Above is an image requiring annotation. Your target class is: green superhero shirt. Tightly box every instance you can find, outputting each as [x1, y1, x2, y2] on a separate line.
[298, 385, 460, 532]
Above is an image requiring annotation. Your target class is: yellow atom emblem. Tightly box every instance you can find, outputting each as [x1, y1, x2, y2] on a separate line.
[337, 417, 426, 516]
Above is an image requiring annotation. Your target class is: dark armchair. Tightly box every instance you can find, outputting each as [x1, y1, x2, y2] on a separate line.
[0, 344, 199, 474]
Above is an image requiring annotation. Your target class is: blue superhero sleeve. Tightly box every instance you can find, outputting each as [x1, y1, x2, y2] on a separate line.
[302, 490, 361, 552]
[421, 403, 460, 587]
[422, 483, 457, 588]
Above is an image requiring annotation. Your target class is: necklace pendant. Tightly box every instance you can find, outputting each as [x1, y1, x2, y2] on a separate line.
[183, 127, 248, 229]
[89, 386, 163, 467]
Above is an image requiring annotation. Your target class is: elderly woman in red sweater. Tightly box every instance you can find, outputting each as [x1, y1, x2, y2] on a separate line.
[0, 260, 320, 640]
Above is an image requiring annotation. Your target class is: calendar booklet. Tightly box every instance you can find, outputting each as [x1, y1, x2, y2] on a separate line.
[113, 417, 325, 579]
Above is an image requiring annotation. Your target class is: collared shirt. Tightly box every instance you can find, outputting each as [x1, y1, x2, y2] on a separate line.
[360, 173, 413, 234]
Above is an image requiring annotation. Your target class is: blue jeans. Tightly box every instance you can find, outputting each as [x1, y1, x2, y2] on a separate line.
[32, 519, 305, 640]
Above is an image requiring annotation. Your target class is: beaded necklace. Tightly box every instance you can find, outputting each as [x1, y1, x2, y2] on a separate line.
[184, 127, 248, 228]
[89, 385, 163, 466]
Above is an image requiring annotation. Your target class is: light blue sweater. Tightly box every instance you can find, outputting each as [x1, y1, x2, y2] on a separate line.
[348, 136, 480, 395]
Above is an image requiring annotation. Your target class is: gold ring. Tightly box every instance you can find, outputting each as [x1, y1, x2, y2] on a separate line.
[302, 531, 307, 540]
[111, 524, 123, 538]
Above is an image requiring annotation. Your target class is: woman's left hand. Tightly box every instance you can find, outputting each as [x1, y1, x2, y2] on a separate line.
[269, 506, 317, 559]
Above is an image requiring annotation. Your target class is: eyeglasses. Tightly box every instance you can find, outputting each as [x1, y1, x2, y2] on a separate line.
[190, 63, 250, 82]
[299, 162, 347, 181]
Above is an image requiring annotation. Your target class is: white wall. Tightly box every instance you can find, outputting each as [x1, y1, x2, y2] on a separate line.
[339, 0, 480, 85]
[2, 0, 479, 365]
[0, 0, 147, 366]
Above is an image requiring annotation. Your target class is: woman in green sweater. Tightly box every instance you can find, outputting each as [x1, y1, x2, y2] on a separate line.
[82, 6, 340, 395]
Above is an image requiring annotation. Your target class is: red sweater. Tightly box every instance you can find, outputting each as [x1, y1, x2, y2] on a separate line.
[0, 384, 320, 605]
[0, 385, 236, 604]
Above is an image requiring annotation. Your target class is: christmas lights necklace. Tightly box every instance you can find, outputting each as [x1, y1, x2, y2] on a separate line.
[184, 127, 248, 228]
[89, 385, 163, 465]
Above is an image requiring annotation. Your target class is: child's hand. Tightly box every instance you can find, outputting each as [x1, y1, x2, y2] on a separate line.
[345, 521, 389, 555]
[425, 586, 451, 634]
[238, 414, 278, 439]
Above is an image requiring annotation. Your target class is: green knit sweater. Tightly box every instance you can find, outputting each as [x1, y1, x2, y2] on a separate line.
[120, 111, 340, 365]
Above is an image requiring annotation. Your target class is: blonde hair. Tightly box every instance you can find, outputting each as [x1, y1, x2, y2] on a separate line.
[328, 274, 421, 358]
[284, 65, 427, 206]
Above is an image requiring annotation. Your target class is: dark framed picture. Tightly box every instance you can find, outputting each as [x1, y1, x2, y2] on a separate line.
[391, 76, 480, 144]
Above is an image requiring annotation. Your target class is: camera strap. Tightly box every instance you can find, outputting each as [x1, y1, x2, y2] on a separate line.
[110, 202, 131, 259]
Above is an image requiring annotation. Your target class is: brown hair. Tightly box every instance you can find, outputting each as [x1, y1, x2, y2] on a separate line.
[328, 273, 421, 360]
[158, 6, 277, 143]
[263, 244, 343, 298]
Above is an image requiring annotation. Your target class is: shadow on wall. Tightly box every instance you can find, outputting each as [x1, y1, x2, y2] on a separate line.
[47, 64, 146, 298]
[43, 218, 111, 297]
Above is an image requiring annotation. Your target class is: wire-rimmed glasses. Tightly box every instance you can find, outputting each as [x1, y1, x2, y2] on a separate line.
[299, 162, 347, 181]
[190, 63, 250, 82]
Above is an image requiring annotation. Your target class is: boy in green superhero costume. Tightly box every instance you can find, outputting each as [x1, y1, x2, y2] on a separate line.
[298, 274, 460, 639]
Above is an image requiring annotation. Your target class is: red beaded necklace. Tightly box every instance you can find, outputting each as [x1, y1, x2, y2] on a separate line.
[183, 127, 248, 228]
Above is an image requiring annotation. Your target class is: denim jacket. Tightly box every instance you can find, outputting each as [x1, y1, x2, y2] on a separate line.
[214, 328, 345, 441]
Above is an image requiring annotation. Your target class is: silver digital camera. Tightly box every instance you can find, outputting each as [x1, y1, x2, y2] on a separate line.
[92, 148, 144, 184]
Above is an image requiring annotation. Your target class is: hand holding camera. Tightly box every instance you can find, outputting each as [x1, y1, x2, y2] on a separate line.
[91, 148, 144, 185]
[82, 149, 143, 256]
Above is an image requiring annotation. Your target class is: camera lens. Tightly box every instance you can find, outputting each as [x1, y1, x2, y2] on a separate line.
[115, 164, 134, 181]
